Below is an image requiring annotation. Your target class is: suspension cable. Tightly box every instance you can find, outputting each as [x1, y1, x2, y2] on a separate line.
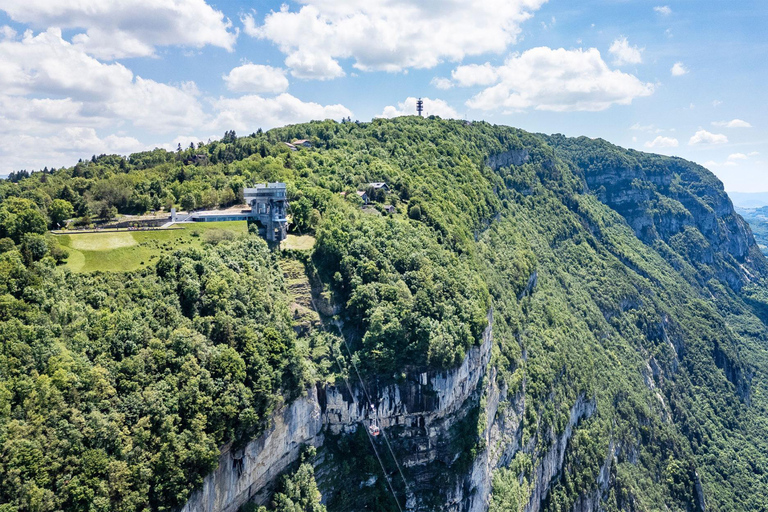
[288, 217, 412, 509]
[333, 320, 412, 498]
[304, 286, 406, 512]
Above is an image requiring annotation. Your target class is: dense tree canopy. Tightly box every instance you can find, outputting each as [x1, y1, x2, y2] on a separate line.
[1, 117, 768, 511]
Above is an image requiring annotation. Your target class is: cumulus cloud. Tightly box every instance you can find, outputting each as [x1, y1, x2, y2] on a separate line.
[431, 77, 453, 90]
[671, 62, 688, 76]
[0, 29, 352, 173]
[460, 47, 653, 112]
[689, 130, 728, 145]
[378, 97, 458, 119]
[223, 64, 289, 93]
[0, 0, 237, 59]
[728, 153, 748, 161]
[609, 36, 643, 66]
[284, 50, 345, 80]
[245, 0, 547, 79]
[212, 93, 352, 132]
[451, 63, 499, 87]
[645, 136, 678, 149]
[712, 119, 752, 128]
[0, 126, 144, 172]
[654, 6, 672, 15]
[0, 29, 206, 132]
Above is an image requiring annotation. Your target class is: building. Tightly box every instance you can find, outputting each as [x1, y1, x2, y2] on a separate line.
[172, 182, 289, 242]
[292, 139, 313, 148]
[283, 142, 297, 151]
[243, 183, 289, 242]
[368, 182, 389, 191]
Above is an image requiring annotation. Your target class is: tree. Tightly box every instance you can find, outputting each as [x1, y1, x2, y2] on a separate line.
[180, 194, 197, 212]
[0, 198, 47, 243]
[21, 233, 48, 263]
[49, 199, 74, 229]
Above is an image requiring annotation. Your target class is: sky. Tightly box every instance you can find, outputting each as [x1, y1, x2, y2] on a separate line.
[0, 0, 766, 192]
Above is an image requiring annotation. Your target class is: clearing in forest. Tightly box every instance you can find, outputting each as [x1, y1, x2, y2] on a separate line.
[56, 221, 248, 272]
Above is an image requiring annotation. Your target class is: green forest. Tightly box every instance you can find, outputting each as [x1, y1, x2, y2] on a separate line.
[2, 117, 768, 511]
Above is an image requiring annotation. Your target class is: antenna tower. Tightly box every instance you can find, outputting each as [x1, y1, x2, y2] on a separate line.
[416, 98, 424, 117]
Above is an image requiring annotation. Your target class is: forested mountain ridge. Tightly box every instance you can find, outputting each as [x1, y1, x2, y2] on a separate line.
[1, 117, 768, 511]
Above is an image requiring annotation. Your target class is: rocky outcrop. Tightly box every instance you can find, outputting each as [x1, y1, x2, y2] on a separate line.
[486, 149, 530, 170]
[179, 391, 324, 512]
[181, 302, 605, 512]
[544, 135, 767, 290]
[180, 314, 494, 512]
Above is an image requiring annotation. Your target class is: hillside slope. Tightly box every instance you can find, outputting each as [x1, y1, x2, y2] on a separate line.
[1, 118, 768, 512]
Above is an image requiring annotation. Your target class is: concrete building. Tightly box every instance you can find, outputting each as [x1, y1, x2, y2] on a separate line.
[171, 183, 289, 242]
[243, 182, 289, 242]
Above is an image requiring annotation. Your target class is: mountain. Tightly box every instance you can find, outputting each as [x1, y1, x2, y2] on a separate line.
[727, 192, 768, 209]
[733, 206, 768, 256]
[2, 117, 768, 512]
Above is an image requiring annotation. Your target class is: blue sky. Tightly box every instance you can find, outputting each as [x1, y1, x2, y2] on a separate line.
[0, 0, 766, 191]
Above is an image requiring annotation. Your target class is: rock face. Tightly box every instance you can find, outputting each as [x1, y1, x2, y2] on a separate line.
[179, 391, 324, 512]
[544, 134, 766, 290]
[181, 315, 495, 512]
[180, 307, 605, 512]
[486, 149, 530, 170]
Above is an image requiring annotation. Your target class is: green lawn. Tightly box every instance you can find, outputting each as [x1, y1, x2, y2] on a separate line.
[281, 234, 316, 251]
[56, 222, 248, 272]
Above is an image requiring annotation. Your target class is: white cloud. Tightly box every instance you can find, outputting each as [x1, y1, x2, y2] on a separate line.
[712, 119, 752, 128]
[212, 93, 352, 132]
[631, 123, 656, 132]
[728, 153, 748, 161]
[0, 26, 16, 40]
[431, 77, 453, 90]
[689, 130, 728, 145]
[0, 0, 237, 59]
[0, 127, 144, 172]
[609, 36, 643, 66]
[451, 63, 499, 87]
[671, 62, 688, 76]
[379, 97, 458, 119]
[460, 47, 654, 112]
[0, 29, 206, 132]
[645, 136, 678, 148]
[0, 27, 355, 174]
[246, 0, 547, 79]
[284, 50, 345, 80]
[223, 64, 289, 93]
[654, 6, 672, 15]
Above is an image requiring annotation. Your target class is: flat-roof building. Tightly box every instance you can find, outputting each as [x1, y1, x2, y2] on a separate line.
[174, 182, 289, 242]
[243, 182, 288, 242]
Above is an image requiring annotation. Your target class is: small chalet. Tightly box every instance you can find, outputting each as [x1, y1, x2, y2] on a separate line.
[283, 142, 297, 151]
[368, 182, 389, 191]
[339, 190, 370, 204]
[384, 205, 396, 214]
[292, 139, 313, 148]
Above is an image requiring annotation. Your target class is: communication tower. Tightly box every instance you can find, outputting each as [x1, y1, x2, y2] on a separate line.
[416, 98, 424, 117]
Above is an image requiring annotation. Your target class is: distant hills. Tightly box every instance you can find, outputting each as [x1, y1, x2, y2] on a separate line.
[728, 191, 768, 208]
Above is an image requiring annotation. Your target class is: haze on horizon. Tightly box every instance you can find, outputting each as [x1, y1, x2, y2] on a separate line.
[0, 0, 766, 192]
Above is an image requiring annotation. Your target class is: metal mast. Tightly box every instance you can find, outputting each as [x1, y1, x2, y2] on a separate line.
[416, 98, 424, 117]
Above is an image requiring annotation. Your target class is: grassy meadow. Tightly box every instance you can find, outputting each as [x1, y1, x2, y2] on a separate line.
[56, 221, 248, 272]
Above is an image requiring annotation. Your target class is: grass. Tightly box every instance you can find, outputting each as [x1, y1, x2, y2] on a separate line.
[56, 221, 248, 272]
[281, 234, 316, 251]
